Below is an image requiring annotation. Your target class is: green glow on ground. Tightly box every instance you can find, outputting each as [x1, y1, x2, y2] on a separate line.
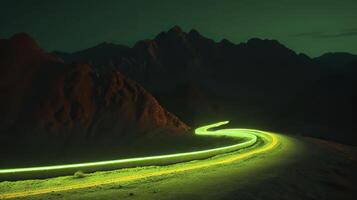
[0, 121, 280, 199]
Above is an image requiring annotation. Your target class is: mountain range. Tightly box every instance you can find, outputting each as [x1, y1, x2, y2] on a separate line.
[54, 26, 357, 145]
[0, 25, 356, 165]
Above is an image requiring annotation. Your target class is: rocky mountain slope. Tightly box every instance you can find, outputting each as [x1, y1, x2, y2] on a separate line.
[54, 26, 357, 145]
[0, 33, 189, 152]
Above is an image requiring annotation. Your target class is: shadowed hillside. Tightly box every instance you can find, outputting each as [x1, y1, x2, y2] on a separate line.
[0, 33, 190, 165]
[54, 26, 357, 145]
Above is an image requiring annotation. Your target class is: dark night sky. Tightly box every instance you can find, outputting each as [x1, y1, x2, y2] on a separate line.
[1, 0, 356, 57]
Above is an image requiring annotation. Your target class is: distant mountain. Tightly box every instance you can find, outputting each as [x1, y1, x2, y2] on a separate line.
[314, 52, 357, 68]
[53, 26, 356, 145]
[0, 33, 189, 157]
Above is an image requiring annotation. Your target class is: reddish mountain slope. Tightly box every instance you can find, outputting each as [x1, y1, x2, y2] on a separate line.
[0, 33, 189, 147]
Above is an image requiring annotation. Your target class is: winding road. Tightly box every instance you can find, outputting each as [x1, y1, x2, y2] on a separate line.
[0, 121, 280, 199]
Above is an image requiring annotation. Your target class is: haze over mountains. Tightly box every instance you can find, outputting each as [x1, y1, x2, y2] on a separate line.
[54, 26, 357, 145]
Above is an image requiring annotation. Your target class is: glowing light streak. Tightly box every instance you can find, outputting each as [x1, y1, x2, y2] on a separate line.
[0, 121, 279, 199]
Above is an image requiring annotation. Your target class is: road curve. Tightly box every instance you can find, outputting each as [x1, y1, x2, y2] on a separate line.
[0, 121, 280, 199]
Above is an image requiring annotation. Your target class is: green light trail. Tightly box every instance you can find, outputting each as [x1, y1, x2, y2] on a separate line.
[0, 121, 258, 180]
[0, 121, 280, 199]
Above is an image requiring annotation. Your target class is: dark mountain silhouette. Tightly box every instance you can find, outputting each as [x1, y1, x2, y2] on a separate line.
[314, 52, 357, 68]
[0, 33, 189, 162]
[54, 26, 357, 145]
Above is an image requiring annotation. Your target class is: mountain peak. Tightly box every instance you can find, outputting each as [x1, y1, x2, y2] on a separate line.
[188, 29, 202, 39]
[168, 25, 184, 34]
[10, 32, 40, 50]
[154, 26, 186, 42]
